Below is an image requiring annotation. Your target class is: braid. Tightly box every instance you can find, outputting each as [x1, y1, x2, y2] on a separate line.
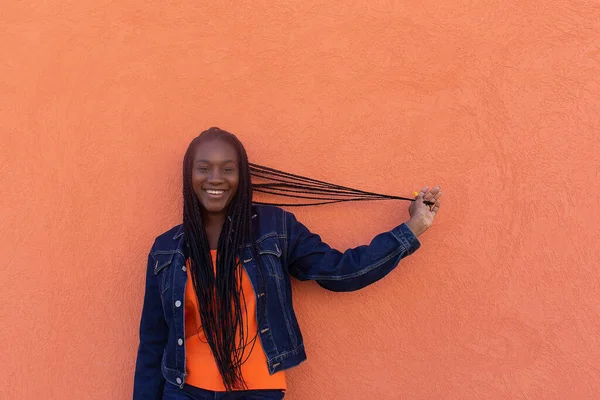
[250, 163, 435, 207]
[183, 128, 261, 391]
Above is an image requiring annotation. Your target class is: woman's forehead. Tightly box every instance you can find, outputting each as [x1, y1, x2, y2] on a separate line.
[193, 139, 238, 162]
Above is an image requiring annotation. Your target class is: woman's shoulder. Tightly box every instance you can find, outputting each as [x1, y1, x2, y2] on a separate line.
[252, 204, 297, 236]
[253, 204, 297, 223]
[155, 224, 184, 240]
[252, 203, 285, 216]
[150, 224, 184, 253]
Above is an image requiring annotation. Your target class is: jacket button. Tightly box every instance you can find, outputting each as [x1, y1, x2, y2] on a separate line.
[176, 378, 182, 385]
[178, 338, 183, 346]
[182, 265, 187, 272]
[175, 300, 182, 308]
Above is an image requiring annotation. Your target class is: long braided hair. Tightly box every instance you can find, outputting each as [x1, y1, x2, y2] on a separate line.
[182, 127, 434, 391]
[182, 127, 257, 391]
[249, 163, 434, 207]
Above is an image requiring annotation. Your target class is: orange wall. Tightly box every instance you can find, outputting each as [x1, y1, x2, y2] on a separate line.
[2, 1, 599, 399]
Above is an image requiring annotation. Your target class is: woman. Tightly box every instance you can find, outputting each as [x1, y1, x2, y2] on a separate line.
[133, 127, 442, 399]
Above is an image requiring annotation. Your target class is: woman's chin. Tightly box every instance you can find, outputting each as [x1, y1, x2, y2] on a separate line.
[203, 206, 225, 214]
[201, 200, 229, 215]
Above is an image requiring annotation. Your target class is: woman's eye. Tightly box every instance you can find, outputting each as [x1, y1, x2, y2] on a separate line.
[197, 167, 209, 173]
[223, 168, 234, 173]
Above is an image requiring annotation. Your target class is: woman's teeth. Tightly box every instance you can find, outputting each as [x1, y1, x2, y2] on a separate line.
[205, 189, 225, 195]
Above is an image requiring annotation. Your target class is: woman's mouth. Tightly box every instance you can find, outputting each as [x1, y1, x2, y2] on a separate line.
[204, 189, 227, 198]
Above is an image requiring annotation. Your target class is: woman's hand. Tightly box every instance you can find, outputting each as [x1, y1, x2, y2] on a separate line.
[405, 186, 442, 237]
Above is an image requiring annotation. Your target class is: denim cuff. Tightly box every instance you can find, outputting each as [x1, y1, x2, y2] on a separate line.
[391, 223, 421, 255]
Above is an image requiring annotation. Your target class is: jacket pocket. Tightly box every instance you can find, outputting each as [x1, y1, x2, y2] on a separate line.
[153, 252, 174, 293]
[257, 236, 298, 347]
[257, 236, 283, 279]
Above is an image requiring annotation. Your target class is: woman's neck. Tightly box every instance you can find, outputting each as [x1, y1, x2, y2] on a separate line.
[202, 212, 226, 250]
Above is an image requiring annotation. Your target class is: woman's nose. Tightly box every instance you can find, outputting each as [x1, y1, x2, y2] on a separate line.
[208, 169, 224, 183]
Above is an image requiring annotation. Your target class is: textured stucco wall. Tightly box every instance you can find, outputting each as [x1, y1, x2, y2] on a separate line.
[2, 0, 599, 399]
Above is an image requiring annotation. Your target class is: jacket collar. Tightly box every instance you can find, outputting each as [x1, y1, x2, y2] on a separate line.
[172, 208, 258, 240]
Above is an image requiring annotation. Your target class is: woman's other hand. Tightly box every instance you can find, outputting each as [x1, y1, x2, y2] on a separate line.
[405, 186, 442, 237]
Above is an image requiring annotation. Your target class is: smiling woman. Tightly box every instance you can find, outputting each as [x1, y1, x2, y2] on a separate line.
[133, 127, 443, 400]
[191, 137, 241, 249]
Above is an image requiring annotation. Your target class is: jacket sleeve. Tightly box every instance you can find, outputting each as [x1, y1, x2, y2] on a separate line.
[284, 211, 421, 292]
[133, 250, 168, 400]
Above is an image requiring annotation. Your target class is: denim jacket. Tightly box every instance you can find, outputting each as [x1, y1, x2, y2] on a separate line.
[133, 205, 421, 399]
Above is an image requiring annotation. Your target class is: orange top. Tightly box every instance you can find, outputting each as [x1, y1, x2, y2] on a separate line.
[184, 250, 287, 391]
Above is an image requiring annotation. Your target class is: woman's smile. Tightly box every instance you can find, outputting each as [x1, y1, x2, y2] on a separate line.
[204, 189, 228, 198]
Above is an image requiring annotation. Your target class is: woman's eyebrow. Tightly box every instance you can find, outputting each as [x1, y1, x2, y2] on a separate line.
[195, 159, 236, 164]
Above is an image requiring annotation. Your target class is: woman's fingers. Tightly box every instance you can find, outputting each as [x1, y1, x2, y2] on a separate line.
[415, 186, 442, 210]
[431, 199, 441, 215]
[417, 186, 430, 197]
[424, 186, 441, 201]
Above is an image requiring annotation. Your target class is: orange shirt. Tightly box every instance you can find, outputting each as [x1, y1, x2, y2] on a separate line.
[184, 250, 287, 391]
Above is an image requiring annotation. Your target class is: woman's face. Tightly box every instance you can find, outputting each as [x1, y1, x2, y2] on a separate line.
[192, 138, 240, 217]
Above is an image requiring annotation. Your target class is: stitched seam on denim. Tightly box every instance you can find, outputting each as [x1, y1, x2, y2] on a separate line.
[272, 258, 298, 347]
[159, 267, 170, 293]
[259, 250, 281, 257]
[152, 252, 183, 275]
[180, 264, 187, 377]
[296, 247, 402, 281]
[257, 235, 283, 257]
[257, 233, 286, 243]
[173, 225, 184, 240]
[269, 343, 305, 362]
[390, 228, 410, 254]
[244, 260, 279, 354]
[399, 235, 411, 254]
[154, 261, 173, 275]
[261, 328, 278, 354]
[168, 269, 179, 368]
[162, 364, 181, 374]
[154, 262, 172, 275]
[152, 250, 185, 256]
[242, 234, 287, 248]
[154, 265, 170, 275]
[262, 247, 297, 347]
[282, 209, 288, 266]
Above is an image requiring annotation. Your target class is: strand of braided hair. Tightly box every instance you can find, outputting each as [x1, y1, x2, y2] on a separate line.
[250, 163, 435, 207]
